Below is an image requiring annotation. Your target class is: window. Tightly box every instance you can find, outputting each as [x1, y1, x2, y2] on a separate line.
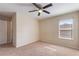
[59, 19, 73, 40]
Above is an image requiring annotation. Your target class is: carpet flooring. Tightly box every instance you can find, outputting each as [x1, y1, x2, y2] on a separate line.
[0, 42, 79, 56]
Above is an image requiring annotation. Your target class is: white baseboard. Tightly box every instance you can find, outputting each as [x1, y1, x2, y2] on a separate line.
[15, 40, 39, 48]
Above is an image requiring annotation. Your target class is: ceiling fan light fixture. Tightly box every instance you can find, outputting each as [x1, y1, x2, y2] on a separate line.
[38, 10, 43, 13]
[29, 3, 53, 16]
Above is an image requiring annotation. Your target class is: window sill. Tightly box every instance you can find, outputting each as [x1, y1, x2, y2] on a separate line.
[59, 37, 72, 40]
[59, 28, 72, 30]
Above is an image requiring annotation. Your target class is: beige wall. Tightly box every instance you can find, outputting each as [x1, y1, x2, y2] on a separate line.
[11, 12, 39, 47]
[39, 11, 79, 49]
[15, 12, 39, 47]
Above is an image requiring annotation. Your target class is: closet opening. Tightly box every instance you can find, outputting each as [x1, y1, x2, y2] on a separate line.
[0, 12, 16, 47]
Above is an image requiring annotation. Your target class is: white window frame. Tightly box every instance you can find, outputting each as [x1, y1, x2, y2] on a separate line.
[58, 18, 73, 40]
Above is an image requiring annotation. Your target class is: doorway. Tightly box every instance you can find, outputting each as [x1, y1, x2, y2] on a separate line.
[0, 15, 13, 47]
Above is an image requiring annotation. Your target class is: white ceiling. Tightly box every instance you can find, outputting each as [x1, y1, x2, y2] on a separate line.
[27, 3, 79, 19]
[0, 3, 79, 19]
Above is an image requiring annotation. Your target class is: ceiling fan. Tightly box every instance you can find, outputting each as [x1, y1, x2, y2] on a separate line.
[29, 3, 53, 16]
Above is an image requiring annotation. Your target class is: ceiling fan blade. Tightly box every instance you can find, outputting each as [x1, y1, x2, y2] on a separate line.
[43, 10, 50, 14]
[38, 12, 41, 16]
[29, 10, 38, 12]
[32, 3, 41, 9]
[43, 3, 52, 9]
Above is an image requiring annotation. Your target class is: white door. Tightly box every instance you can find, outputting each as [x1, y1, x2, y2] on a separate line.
[0, 20, 7, 44]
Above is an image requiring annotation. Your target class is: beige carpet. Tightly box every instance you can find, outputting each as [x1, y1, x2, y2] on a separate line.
[0, 42, 79, 56]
